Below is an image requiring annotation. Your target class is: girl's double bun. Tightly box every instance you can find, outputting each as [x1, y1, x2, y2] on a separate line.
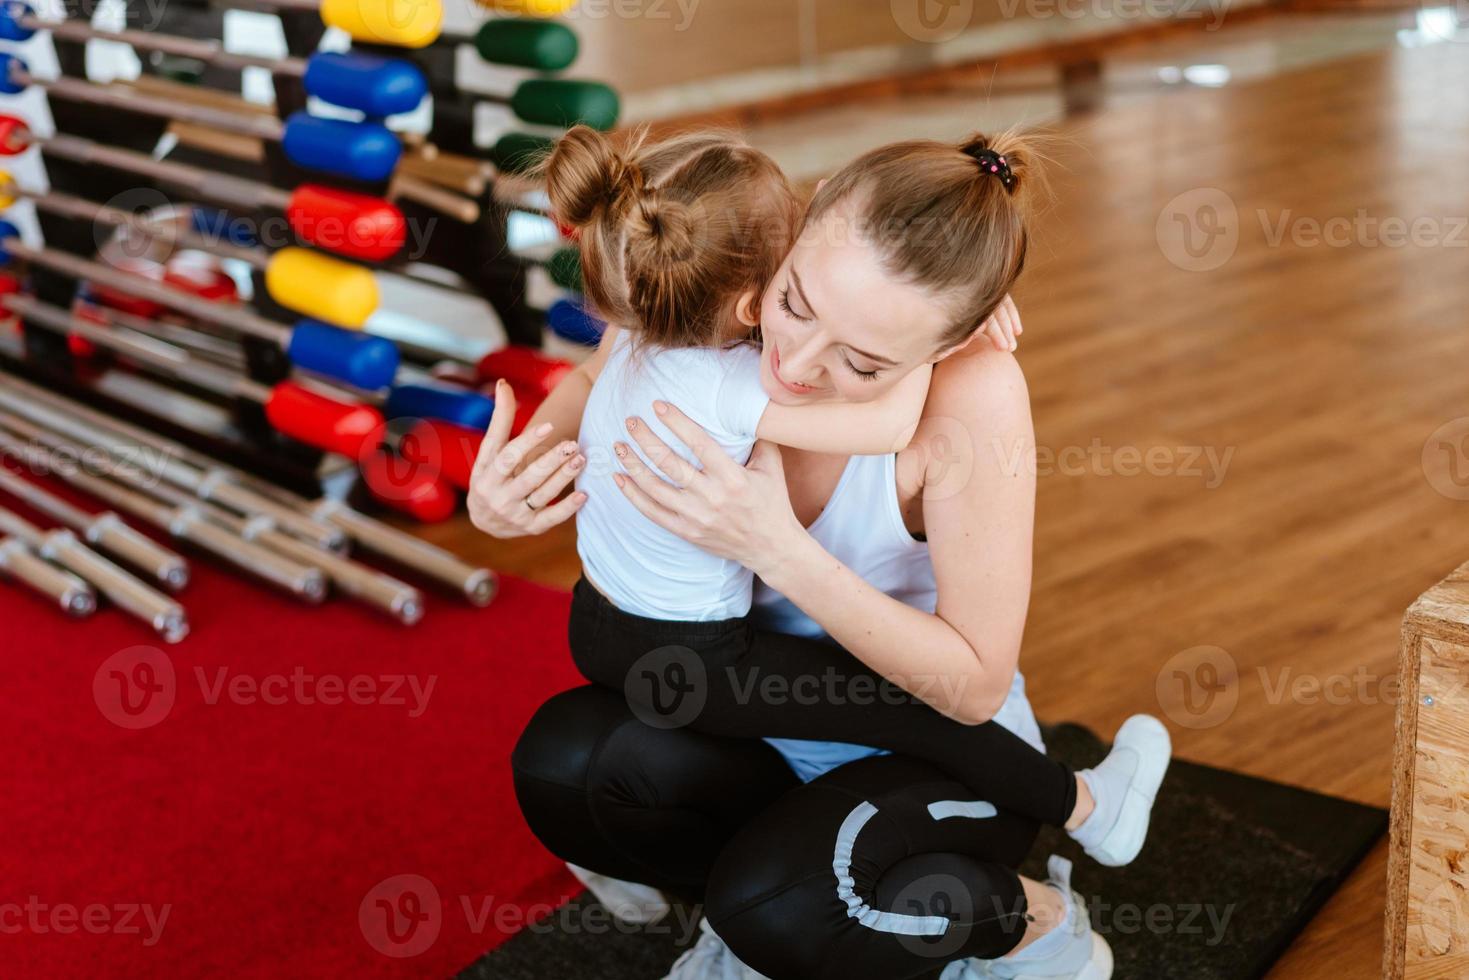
[543, 125, 644, 227]
[541, 125, 800, 350]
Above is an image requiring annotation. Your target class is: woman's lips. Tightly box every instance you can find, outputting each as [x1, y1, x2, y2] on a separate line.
[771, 345, 819, 396]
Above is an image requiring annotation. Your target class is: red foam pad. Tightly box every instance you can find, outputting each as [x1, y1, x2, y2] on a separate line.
[401, 418, 483, 491]
[63, 304, 110, 359]
[163, 254, 239, 303]
[287, 185, 406, 263]
[477, 346, 573, 397]
[264, 382, 385, 459]
[0, 114, 31, 156]
[511, 393, 540, 435]
[361, 447, 459, 522]
[87, 256, 166, 318]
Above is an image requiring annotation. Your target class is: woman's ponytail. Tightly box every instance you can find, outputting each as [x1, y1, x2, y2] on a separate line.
[803, 128, 1048, 347]
[959, 131, 1032, 198]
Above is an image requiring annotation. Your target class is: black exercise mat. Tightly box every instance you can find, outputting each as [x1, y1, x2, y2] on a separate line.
[464, 724, 1386, 979]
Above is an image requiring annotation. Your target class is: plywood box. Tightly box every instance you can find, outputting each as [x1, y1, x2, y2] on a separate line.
[1385, 562, 1469, 977]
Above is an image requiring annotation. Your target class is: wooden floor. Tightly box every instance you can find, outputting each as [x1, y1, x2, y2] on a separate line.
[423, 41, 1469, 978]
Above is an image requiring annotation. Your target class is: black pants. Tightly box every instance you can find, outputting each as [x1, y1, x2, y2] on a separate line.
[511, 685, 1038, 980]
[569, 577, 1076, 828]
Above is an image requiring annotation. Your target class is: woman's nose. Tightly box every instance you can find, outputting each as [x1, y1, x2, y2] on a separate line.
[780, 338, 824, 384]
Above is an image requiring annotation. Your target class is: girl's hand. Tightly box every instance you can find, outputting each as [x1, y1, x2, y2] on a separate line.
[979, 294, 1023, 351]
[610, 402, 808, 577]
[466, 381, 587, 538]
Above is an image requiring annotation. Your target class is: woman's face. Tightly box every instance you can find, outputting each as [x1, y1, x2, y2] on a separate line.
[756, 199, 955, 407]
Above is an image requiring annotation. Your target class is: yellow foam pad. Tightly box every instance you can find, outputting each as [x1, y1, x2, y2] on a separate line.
[0, 171, 14, 210]
[320, 0, 443, 48]
[474, 0, 578, 17]
[266, 248, 379, 329]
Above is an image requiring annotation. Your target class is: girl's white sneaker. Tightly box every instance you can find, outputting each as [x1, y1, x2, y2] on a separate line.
[1069, 714, 1172, 867]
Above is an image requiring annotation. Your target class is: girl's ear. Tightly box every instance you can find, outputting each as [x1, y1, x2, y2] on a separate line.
[734, 289, 761, 327]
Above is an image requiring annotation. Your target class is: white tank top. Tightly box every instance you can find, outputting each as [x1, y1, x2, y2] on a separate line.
[754, 451, 1045, 782]
[576, 332, 770, 620]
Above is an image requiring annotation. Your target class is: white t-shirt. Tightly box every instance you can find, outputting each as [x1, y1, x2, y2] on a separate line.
[753, 451, 1046, 781]
[576, 331, 770, 621]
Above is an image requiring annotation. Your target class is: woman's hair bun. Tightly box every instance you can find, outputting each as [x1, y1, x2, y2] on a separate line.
[543, 124, 645, 227]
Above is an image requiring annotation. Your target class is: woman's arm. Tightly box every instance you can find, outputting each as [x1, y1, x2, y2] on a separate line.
[465, 325, 620, 538]
[761, 351, 1034, 724]
[610, 349, 1034, 724]
[756, 364, 932, 455]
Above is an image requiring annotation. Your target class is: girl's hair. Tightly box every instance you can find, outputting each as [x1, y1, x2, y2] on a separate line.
[543, 125, 800, 350]
[803, 129, 1042, 348]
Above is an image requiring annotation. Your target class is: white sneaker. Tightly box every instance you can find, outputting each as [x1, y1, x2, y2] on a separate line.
[663, 918, 770, 980]
[945, 857, 1113, 980]
[1071, 714, 1172, 867]
[565, 863, 671, 925]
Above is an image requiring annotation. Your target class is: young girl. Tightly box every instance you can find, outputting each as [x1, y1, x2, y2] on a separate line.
[540, 124, 1168, 871]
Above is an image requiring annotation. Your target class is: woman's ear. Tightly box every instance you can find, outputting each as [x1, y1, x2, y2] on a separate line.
[735, 289, 761, 328]
[930, 330, 981, 363]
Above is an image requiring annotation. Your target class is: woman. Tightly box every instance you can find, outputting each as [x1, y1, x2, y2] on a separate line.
[474, 135, 1154, 980]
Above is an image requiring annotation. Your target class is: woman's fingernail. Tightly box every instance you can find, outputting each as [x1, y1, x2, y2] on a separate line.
[536, 422, 553, 436]
[496, 379, 506, 393]
[653, 400, 668, 415]
[561, 442, 576, 456]
[626, 417, 638, 431]
[1010, 339, 1018, 351]
[612, 474, 625, 488]
[615, 443, 628, 459]
[569, 455, 584, 470]
[574, 492, 587, 503]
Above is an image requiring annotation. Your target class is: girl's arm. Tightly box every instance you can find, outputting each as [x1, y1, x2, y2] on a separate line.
[466, 326, 620, 538]
[755, 363, 933, 455]
[610, 348, 1032, 724]
[519, 324, 621, 464]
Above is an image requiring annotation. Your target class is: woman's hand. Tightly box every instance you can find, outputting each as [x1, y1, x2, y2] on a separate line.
[611, 402, 809, 577]
[466, 380, 587, 538]
[978, 294, 1023, 351]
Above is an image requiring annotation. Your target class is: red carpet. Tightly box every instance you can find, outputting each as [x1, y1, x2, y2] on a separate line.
[1, 484, 583, 976]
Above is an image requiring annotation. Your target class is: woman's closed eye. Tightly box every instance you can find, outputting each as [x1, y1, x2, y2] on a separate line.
[842, 352, 880, 381]
[777, 288, 811, 322]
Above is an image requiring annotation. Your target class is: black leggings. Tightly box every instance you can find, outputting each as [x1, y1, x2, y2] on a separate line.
[570, 577, 1076, 828]
[512, 685, 1039, 980]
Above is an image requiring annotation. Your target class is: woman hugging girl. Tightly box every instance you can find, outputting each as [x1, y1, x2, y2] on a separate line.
[480, 124, 1171, 980]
